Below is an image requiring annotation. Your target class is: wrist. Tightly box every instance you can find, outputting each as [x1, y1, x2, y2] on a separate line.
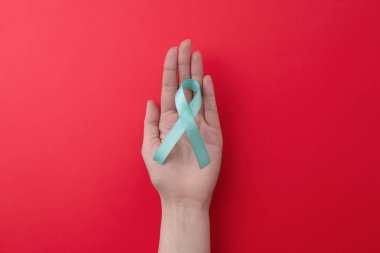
[160, 196, 211, 214]
[159, 197, 210, 253]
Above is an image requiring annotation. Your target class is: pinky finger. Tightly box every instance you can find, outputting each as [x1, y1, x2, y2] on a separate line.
[203, 75, 221, 128]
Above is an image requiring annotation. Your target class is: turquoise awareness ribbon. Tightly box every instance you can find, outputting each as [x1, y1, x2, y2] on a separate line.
[153, 79, 210, 169]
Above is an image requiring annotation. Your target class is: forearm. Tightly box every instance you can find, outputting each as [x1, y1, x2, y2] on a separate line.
[158, 199, 210, 253]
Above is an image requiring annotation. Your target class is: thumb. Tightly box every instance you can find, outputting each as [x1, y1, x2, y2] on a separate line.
[142, 100, 161, 152]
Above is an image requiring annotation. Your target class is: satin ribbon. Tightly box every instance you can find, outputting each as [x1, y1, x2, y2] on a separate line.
[153, 79, 210, 169]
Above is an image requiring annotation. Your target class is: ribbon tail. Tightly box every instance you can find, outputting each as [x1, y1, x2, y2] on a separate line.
[153, 120, 184, 165]
[178, 101, 210, 168]
[187, 125, 210, 168]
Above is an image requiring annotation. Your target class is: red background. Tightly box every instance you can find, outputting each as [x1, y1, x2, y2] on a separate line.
[0, 0, 379, 252]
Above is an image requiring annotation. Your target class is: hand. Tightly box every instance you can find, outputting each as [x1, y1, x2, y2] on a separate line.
[141, 39, 223, 210]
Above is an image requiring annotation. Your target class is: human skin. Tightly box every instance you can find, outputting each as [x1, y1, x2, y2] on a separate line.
[141, 39, 223, 253]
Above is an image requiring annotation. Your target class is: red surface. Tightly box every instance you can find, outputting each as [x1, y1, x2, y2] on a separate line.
[0, 0, 379, 252]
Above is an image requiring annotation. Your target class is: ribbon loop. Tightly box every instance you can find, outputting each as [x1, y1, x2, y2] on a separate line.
[153, 79, 210, 168]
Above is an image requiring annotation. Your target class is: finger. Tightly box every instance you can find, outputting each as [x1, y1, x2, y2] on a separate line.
[178, 39, 192, 102]
[203, 75, 221, 128]
[143, 100, 161, 152]
[161, 47, 178, 116]
[191, 51, 204, 118]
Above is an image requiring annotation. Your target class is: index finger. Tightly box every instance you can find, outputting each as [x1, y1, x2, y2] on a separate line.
[161, 47, 178, 116]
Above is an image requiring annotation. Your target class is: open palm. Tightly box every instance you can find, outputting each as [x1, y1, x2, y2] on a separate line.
[142, 39, 223, 208]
